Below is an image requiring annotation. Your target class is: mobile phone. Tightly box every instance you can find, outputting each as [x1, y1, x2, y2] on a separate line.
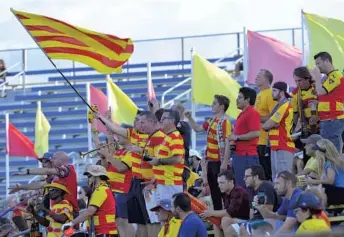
[257, 191, 266, 205]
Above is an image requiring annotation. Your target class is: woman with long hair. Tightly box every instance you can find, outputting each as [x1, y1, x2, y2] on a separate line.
[306, 139, 344, 205]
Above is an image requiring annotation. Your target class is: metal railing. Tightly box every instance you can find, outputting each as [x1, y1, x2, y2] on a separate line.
[0, 62, 24, 96]
[161, 47, 243, 108]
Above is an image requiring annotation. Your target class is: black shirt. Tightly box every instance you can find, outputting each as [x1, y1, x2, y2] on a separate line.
[177, 121, 191, 165]
[248, 181, 278, 220]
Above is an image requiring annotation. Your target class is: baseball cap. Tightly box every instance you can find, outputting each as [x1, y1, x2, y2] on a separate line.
[301, 134, 323, 145]
[294, 192, 322, 210]
[38, 152, 54, 162]
[189, 149, 202, 160]
[83, 165, 109, 180]
[273, 82, 291, 98]
[150, 199, 172, 212]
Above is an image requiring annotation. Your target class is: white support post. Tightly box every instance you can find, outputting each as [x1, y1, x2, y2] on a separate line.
[147, 62, 152, 94]
[86, 82, 92, 151]
[5, 113, 10, 198]
[301, 9, 307, 66]
[190, 48, 196, 150]
[243, 27, 248, 83]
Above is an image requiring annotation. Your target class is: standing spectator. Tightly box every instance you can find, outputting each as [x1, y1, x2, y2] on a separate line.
[27, 181, 73, 237]
[62, 165, 117, 236]
[172, 192, 207, 237]
[201, 170, 250, 237]
[150, 199, 182, 237]
[244, 165, 278, 221]
[0, 59, 6, 84]
[255, 171, 302, 234]
[172, 103, 191, 166]
[227, 87, 261, 187]
[311, 52, 344, 153]
[12, 152, 79, 215]
[185, 95, 232, 211]
[255, 69, 276, 181]
[263, 82, 295, 179]
[148, 109, 185, 201]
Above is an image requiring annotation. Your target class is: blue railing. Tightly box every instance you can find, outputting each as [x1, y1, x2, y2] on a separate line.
[0, 27, 301, 75]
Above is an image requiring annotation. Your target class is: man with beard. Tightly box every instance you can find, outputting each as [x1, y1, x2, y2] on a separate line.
[27, 181, 73, 237]
[172, 192, 207, 237]
[255, 171, 302, 234]
[62, 165, 118, 236]
[263, 82, 295, 180]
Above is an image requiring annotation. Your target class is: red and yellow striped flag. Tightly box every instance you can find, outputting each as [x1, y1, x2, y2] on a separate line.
[11, 9, 134, 74]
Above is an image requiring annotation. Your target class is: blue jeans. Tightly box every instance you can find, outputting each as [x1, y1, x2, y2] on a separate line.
[320, 119, 344, 153]
[232, 154, 259, 187]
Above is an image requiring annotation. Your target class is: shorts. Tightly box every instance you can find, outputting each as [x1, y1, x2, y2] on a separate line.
[126, 178, 150, 225]
[231, 219, 248, 235]
[114, 192, 129, 219]
[155, 184, 183, 202]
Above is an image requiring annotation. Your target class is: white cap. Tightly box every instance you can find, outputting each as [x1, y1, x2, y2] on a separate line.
[189, 149, 202, 160]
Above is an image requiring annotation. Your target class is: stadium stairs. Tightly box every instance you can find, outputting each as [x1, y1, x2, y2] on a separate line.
[0, 55, 242, 199]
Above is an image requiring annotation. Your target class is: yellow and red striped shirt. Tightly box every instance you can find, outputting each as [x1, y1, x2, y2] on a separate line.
[202, 117, 232, 161]
[106, 149, 132, 194]
[46, 200, 73, 237]
[269, 102, 295, 153]
[154, 130, 184, 186]
[89, 182, 117, 235]
[124, 128, 149, 179]
[318, 70, 344, 121]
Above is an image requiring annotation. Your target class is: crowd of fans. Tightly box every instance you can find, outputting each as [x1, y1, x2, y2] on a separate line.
[0, 51, 344, 237]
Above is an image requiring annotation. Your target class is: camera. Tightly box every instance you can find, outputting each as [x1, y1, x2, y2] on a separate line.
[257, 192, 266, 205]
[143, 155, 153, 162]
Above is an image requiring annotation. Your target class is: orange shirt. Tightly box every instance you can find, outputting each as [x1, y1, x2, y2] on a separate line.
[202, 117, 232, 161]
[106, 149, 132, 194]
[318, 70, 344, 121]
[154, 130, 185, 185]
[89, 182, 117, 235]
[268, 102, 295, 153]
[125, 128, 149, 179]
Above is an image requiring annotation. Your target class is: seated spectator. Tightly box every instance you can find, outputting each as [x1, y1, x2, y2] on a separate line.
[255, 171, 302, 234]
[150, 199, 181, 237]
[304, 187, 330, 227]
[305, 139, 344, 205]
[0, 59, 6, 84]
[200, 170, 250, 237]
[172, 192, 207, 237]
[244, 165, 278, 220]
[294, 192, 331, 235]
[296, 134, 323, 179]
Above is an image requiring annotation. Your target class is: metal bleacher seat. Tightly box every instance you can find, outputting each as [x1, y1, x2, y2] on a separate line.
[0, 56, 239, 196]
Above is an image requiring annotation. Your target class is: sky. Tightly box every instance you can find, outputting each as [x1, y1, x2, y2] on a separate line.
[1, 0, 344, 67]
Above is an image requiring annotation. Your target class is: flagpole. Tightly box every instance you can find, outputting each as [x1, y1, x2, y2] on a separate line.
[190, 47, 196, 150]
[10, 9, 106, 125]
[243, 27, 248, 83]
[147, 62, 152, 102]
[5, 113, 10, 198]
[301, 9, 305, 65]
[86, 83, 93, 151]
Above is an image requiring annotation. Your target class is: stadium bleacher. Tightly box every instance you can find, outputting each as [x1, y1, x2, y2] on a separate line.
[0, 55, 242, 197]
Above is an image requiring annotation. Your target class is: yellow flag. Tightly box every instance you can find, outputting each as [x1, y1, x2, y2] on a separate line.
[192, 54, 241, 118]
[107, 78, 138, 125]
[34, 102, 51, 157]
[304, 12, 344, 71]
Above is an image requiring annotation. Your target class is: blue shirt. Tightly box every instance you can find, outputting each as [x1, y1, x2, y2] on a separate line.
[324, 161, 344, 188]
[277, 188, 302, 218]
[178, 213, 208, 237]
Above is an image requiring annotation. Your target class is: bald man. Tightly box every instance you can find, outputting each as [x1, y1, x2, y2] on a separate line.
[11, 151, 79, 215]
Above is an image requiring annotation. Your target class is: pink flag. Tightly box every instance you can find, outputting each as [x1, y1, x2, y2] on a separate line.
[147, 77, 156, 101]
[90, 85, 108, 134]
[246, 31, 302, 87]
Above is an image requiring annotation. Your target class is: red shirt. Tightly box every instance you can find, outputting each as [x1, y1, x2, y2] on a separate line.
[233, 106, 261, 156]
